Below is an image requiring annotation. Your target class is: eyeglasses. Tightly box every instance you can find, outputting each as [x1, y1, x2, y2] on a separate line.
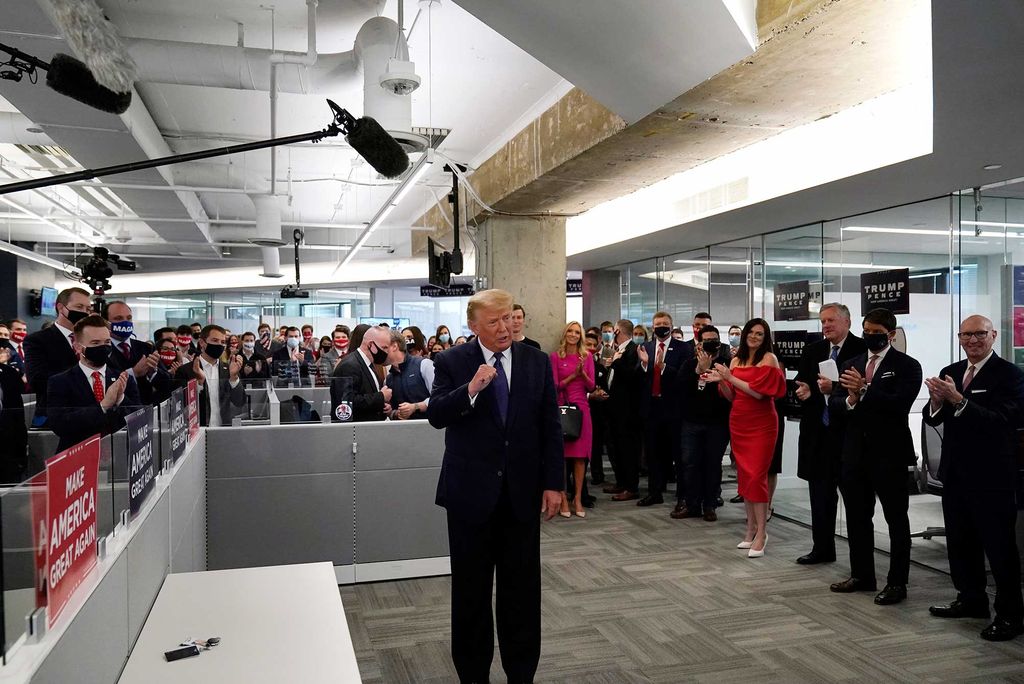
[956, 331, 991, 341]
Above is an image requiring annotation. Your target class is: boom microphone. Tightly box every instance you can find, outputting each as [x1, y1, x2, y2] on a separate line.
[345, 116, 410, 179]
[326, 99, 409, 178]
[47, 53, 132, 114]
[48, 0, 137, 94]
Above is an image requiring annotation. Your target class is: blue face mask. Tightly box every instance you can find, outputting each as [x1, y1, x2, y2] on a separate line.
[286, 337, 301, 349]
[633, 335, 645, 345]
[110, 320, 133, 341]
[438, 333, 450, 344]
[601, 331, 614, 343]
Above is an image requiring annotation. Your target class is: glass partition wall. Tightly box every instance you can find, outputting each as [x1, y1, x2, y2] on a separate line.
[596, 189, 1024, 574]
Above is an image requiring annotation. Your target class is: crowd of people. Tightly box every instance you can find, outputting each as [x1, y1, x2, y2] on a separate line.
[1, 287, 1021, 642]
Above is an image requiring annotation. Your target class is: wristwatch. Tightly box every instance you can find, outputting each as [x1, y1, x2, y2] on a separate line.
[954, 396, 968, 412]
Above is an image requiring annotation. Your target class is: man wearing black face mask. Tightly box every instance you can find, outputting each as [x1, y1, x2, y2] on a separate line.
[46, 314, 143, 454]
[330, 325, 392, 422]
[24, 286, 93, 426]
[828, 307, 921, 607]
[635, 311, 691, 506]
[174, 325, 245, 427]
[674, 325, 732, 521]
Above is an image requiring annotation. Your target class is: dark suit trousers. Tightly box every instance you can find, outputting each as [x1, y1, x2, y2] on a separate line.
[609, 407, 641, 492]
[840, 457, 911, 585]
[806, 426, 842, 556]
[644, 398, 680, 495]
[589, 402, 610, 483]
[943, 485, 1023, 618]
[681, 421, 729, 509]
[446, 484, 541, 684]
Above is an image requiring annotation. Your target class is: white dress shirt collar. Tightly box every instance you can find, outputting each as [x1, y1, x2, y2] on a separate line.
[965, 350, 995, 376]
[478, 339, 512, 391]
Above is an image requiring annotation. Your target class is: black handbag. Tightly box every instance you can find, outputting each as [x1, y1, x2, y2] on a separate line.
[558, 397, 582, 441]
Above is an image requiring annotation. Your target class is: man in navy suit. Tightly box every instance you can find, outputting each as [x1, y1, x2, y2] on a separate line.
[828, 308, 921, 606]
[428, 289, 564, 684]
[924, 314, 1024, 641]
[104, 301, 161, 402]
[46, 314, 143, 454]
[24, 286, 92, 425]
[636, 311, 692, 508]
[793, 302, 867, 565]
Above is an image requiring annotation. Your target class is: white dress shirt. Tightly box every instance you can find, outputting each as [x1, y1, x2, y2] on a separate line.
[469, 340, 512, 404]
[78, 361, 123, 410]
[357, 348, 381, 391]
[607, 338, 631, 389]
[57, 322, 75, 347]
[199, 355, 239, 427]
[929, 349, 994, 418]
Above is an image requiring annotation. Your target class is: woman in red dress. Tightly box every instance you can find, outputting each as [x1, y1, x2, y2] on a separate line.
[551, 321, 596, 518]
[711, 318, 786, 558]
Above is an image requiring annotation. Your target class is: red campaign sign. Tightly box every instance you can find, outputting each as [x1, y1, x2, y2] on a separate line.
[43, 435, 101, 628]
[186, 378, 200, 443]
[29, 470, 48, 610]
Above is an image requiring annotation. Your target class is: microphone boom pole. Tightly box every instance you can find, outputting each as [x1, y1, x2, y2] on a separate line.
[0, 99, 403, 196]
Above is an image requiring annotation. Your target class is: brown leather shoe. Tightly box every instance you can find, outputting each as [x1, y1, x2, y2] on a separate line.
[611, 490, 637, 501]
[602, 483, 624, 494]
[669, 503, 700, 519]
[702, 510, 718, 522]
[829, 577, 877, 593]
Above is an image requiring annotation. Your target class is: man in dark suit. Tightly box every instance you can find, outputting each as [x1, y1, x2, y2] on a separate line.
[792, 302, 867, 564]
[0, 359, 27, 482]
[45, 314, 143, 454]
[428, 289, 563, 684]
[330, 325, 392, 422]
[174, 325, 245, 427]
[637, 311, 692, 508]
[584, 331, 611, 492]
[924, 314, 1024, 641]
[23, 286, 92, 425]
[828, 308, 921, 606]
[606, 318, 643, 502]
[238, 331, 271, 380]
[272, 326, 316, 380]
[104, 301, 161, 402]
[678, 311, 713, 360]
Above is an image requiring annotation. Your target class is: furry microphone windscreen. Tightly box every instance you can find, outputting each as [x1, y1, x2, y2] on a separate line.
[48, 0, 137, 94]
[47, 53, 132, 114]
[346, 116, 410, 179]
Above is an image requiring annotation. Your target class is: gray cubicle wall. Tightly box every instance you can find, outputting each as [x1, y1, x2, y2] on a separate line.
[205, 421, 447, 574]
[205, 424, 355, 570]
[22, 434, 207, 683]
[352, 422, 448, 564]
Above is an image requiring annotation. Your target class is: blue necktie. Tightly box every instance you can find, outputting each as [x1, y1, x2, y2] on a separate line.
[492, 351, 509, 424]
[822, 345, 839, 426]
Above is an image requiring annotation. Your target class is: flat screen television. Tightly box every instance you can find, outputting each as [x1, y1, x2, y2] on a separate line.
[40, 286, 57, 317]
[427, 237, 451, 288]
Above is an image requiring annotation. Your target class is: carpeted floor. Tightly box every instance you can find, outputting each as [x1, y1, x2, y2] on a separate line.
[341, 492, 1023, 683]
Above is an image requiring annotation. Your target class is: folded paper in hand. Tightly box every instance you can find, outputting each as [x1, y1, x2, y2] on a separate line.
[818, 359, 840, 382]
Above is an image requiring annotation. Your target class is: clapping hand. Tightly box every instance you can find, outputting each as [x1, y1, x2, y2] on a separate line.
[228, 354, 243, 381]
[794, 380, 811, 401]
[100, 371, 129, 410]
[637, 344, 649, 366]
[192, 356, 206, 387]
[713, 362, 732, 382]
[839, 367, 865, 403]
[924, 375, 962, 405]
[133, 351, 159, 377]
[695, 345, 713, 373]
[395, 402, 417, 419]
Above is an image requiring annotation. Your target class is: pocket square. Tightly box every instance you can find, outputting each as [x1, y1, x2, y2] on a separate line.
[880, 371, 896, 378]
[969, 388, 987, 394]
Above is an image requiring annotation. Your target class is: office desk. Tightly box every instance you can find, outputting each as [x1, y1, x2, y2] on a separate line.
[118, 562, 360, 683]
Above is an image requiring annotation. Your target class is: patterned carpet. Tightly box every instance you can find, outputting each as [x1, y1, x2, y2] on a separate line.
[341, 494, 1024, 683]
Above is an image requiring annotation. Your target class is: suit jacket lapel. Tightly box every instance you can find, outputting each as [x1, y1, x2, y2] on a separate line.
[506, 344, 525, 429]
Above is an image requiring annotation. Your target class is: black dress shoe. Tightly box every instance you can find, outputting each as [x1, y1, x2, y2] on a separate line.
[716, 497, 724, 507]
[729, 494, 744, 503]
[796, 551, 837, 565]
[829, 577, 877, 593]
[874, 584, 907, 605]
[637, 494, 664, 507]
[929, 599, 990, 619]
[981, 617, 1024, 641]
[582, 496, 596, 508]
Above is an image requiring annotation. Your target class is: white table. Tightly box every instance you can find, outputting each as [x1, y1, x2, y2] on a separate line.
[118, 562, 361, 683]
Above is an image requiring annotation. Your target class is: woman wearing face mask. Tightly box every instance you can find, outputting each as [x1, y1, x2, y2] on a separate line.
[551, 321, 596, 518]
[402, 326, 427, 358]
[632, 325, 649, 346]
[709, 318, 786, 558]
[313, 335, 335, 384]
[430, 342, 444, 358]
[435, 325, 452, 350]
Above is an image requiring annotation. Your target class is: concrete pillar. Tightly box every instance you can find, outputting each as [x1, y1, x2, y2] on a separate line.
[478, 215, 566, 351]
[582, 269, 621, 328]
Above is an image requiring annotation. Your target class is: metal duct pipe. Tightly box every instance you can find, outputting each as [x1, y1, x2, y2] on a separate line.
[354, 16, 412, 135]
[249, 194, 284, 277]
[260, 246, 282, 278]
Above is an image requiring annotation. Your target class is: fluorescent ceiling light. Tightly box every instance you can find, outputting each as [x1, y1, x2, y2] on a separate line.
[674, 258, 892, 269]
[842, 226, 950, 236]
[333, 149, 434, 274]
[0, 239, 78, 272]
[0, 196, 100, 247]
[961, 220, 1024, 230]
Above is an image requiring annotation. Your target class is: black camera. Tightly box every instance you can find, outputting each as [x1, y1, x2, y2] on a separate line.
[80, 246, 135, 295]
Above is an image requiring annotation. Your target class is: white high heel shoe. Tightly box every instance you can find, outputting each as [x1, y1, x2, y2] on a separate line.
[737, 539, 754, 549]
[747, 535, 767, 558]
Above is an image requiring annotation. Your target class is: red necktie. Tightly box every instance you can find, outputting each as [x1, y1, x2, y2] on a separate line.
[121, 342, 132, 358]
[651, 342, 665, 397]
[91, 371, 105, 402]
[865, 354, 880, 384]
[962, 365, 976, 390]
[17, 344, 24, 361]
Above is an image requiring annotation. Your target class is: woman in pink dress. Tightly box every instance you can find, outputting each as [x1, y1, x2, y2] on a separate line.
[712, 318, 786, 558]
[551, 321, 596, 518]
